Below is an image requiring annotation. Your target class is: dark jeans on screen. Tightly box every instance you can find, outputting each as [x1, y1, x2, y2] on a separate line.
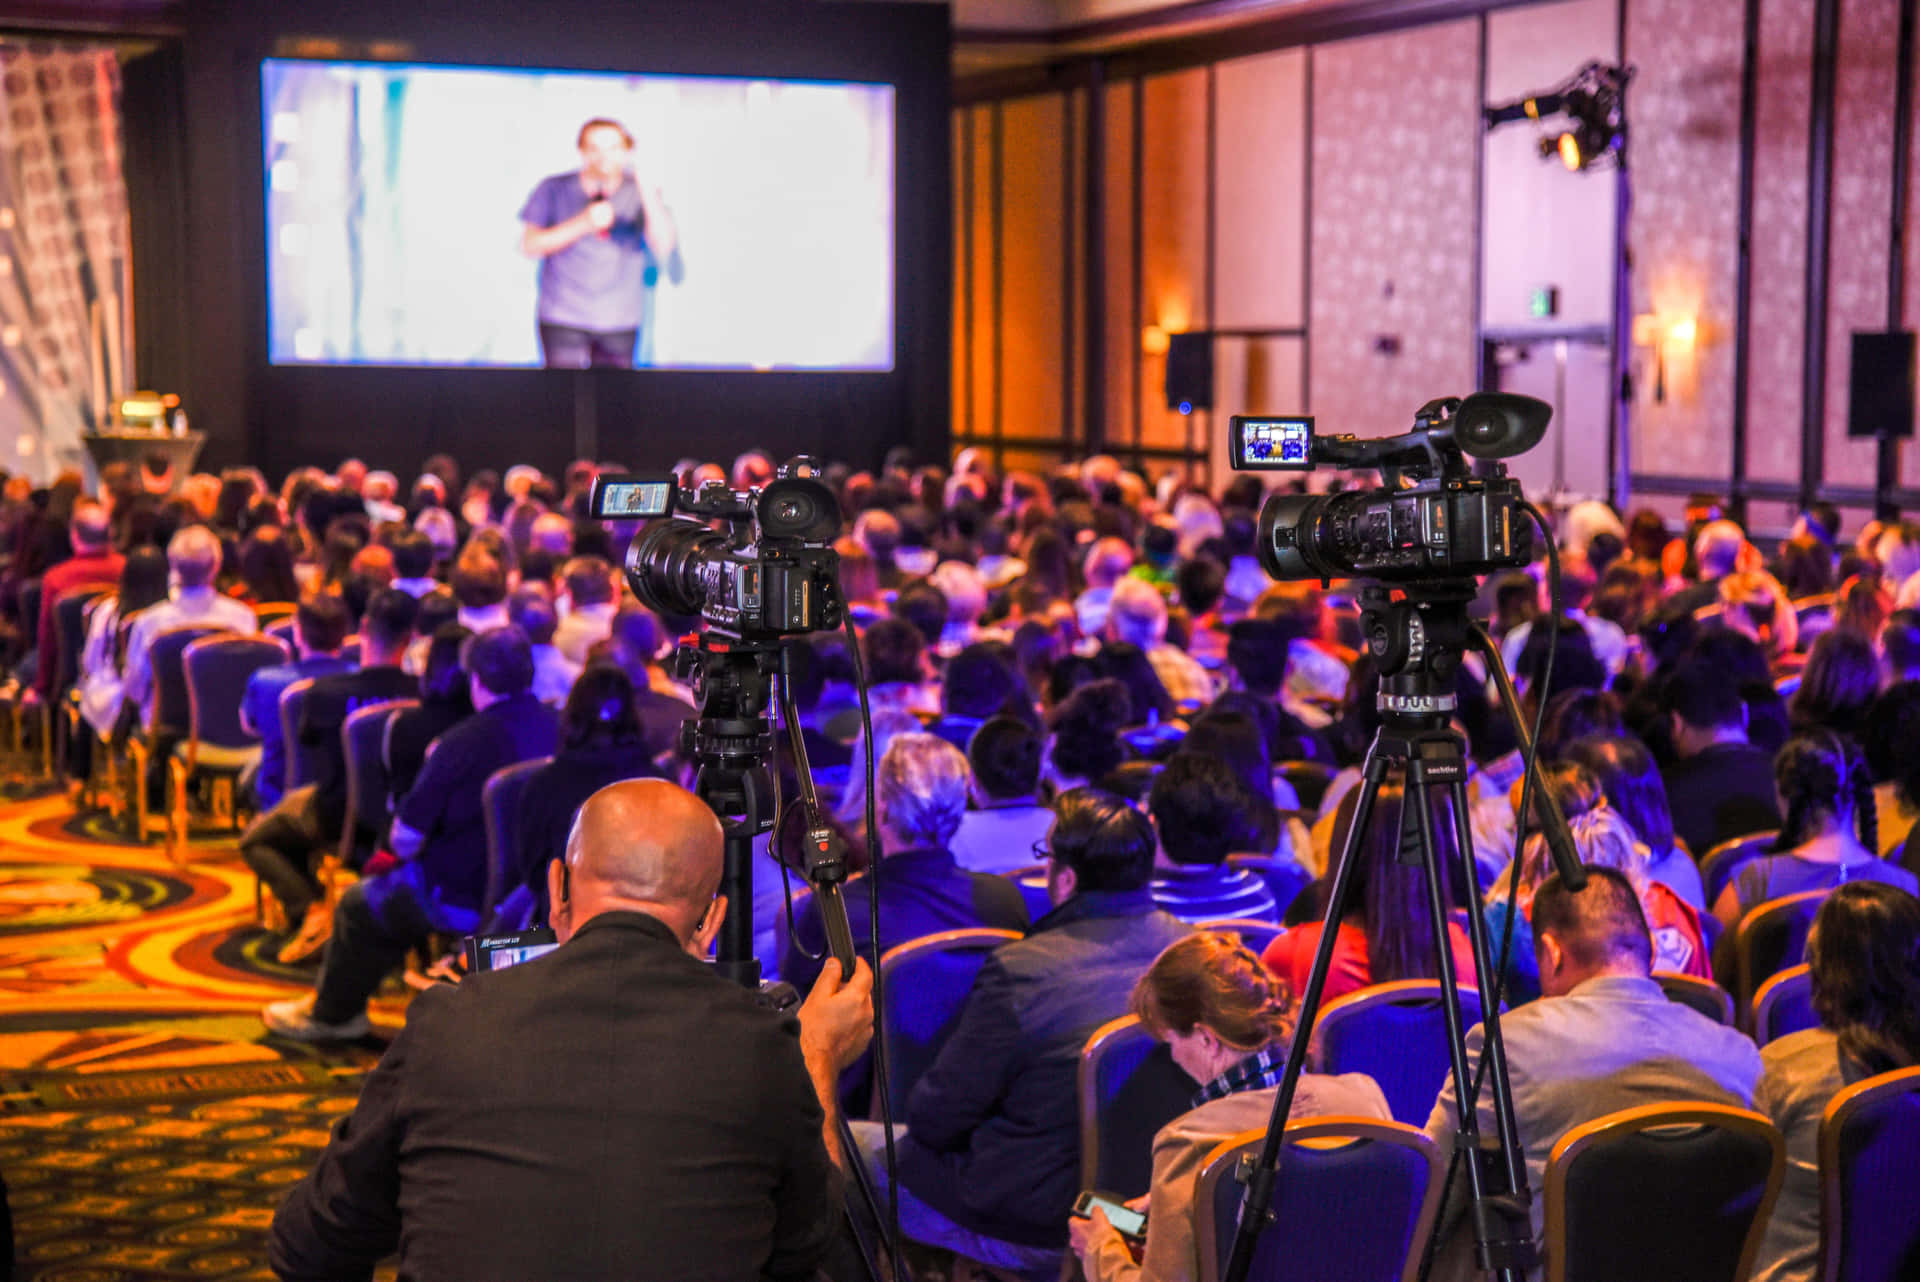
[538, 323, 637, 369]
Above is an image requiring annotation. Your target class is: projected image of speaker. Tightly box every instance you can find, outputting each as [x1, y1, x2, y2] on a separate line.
[1164, 332, 1213, 413]
[1847, 331, 1916, 438]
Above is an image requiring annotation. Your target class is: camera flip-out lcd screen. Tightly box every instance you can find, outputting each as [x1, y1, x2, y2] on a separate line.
[593, 479, 674, 519]
[1230, 416, 1314, 470]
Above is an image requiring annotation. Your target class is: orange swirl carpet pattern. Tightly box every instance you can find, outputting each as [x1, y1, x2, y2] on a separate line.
[0, 792, 402, 1281]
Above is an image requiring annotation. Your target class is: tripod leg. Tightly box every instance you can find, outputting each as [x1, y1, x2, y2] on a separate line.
[1443, 776, 1534, 1206]
[1220, 753, 1388, 1282]
[1407, 772, 1529, 1282]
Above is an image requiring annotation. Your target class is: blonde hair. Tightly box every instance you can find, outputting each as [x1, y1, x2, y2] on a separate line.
[1131, 933, 1296, 1053]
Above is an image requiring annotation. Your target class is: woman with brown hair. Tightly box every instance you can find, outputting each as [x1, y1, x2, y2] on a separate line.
[1068, 932, 1389, 1282]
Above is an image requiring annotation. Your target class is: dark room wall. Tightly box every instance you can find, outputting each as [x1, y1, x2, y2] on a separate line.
[126, 0, 950, 480]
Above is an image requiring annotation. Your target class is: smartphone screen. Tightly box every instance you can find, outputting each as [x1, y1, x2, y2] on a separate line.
[1072, 1191, 1146, 1240]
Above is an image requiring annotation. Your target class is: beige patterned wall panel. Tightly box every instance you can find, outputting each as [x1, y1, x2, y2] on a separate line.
[999, 94, 1067, 441]
[1309, 21, 1480, 443]
[1623, 0, 1743, 482]
[1104, 80, 1137, 449]
[1139, 68, 1209, 451]
[1746, 0, 1816, 481]
[1822, 0, 1899, 488]
[1214, 47, 1307, 331]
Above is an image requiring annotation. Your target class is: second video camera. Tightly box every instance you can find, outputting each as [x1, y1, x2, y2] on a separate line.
[589, 458, 844, 642]
[1228, 393, 1551, 584]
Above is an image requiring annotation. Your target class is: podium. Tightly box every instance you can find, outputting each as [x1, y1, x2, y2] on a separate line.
[81, 431, 205, 478]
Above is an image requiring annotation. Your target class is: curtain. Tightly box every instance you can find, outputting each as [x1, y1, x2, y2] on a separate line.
[0, 42, 131, 483]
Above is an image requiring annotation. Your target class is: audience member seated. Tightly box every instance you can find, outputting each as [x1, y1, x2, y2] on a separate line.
[892, 580, 950, 655]
[783, 733, 1027, 992]
[75, 546, 169, 741]
[1069, 933, 1391, 1282]
[386, 529, 438, 599]
[383, 624, 474, 804]
[241, 593, 355, 812]
[231, 525, 301, 606]
[1863, 680, 1920, 856]
[601, 606, 694, 760]
[1075, 536, 1135, 636]
[1667, 518, 1750, 615]
[554, 556, 618, 665]
[1662, 650, 1782, 855]
[1262, 781, 1478, 1003]
[1424, 868, 1763, 1280]
[33, 498, 122, 699]
[122, 525, 260, 802]
[1044, 678, 1131, 797]
[264, 628, 559, 1041]
[502, 665, 661, 929]
[1146, 751, 1278, 923]
[950, 716, 1055, 875]
[403, 589, 457, 675]
[863, 788, 1189, 1277]
[1107, 577, 1215, 711]
[241, 590, 421, 963]
[1499, 562, 1630, 678]
[1879, 608, 1920, 685]
[1750, 883, 1920, 1282]
[1711, 733, 1918, 934]
[926, 643, 1028, 753]
[449, 548, 509, 634]
[510, 588, 578, 706]
[1788, 628, 1878, 742]
[1174, 556, 1229, 670]
[1183, 709, 1285, 860]
[1560, 732, 1707, 911]
[1217, 617, 1334, 764]
[929, 560, 989, 656]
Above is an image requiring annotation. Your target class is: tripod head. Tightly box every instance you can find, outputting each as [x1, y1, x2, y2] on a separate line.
[1352, 579, 1586, 890]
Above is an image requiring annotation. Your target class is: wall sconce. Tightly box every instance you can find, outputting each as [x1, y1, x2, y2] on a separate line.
[1632, 311, 1699, 404]
[1142, 325, 1170, 356]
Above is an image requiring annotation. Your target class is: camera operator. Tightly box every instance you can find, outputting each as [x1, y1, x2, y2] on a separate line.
[269, 778, 874, 1281]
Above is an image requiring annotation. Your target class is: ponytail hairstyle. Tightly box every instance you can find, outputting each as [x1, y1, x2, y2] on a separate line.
[1772, 731, 1876, 853]
[1808, 882, 1920, 1074]
[1131, 932, 1296, 1053]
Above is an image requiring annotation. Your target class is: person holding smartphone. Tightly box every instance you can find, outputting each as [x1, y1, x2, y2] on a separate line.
[1067, 933, 1390, 1282]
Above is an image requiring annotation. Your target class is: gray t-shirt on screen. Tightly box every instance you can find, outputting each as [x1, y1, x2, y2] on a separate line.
[519, 171, 649, 332]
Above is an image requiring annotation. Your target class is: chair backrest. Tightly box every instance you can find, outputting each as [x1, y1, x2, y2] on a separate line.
[1226, 855, 1312, 921]
[1700, 830, 1780, 906]
[277, 678, 322, 793]
[876, 928, 1022, 1109]
[1734, 889, 1827, 1015]
[481, 757, 553, 919]
[1275, 760, 1334, 812]
[51, 589, 106, 697]
[1003, 863, 1054, 922]
[1751, 963, 1818, 1045]
[1194, 1120, 1444, 1282]
[1314, 981, 1487, 1126]
[1079, 1015, 1196, 1198]
[1103, 759, 1161, 802]
[1820, 1066, 1920, 1282]
[266, 618, 296, 650]
[339, 699, 416, 864]
[148, 625, 231, 735]
[253, 601, 298, 628]
[1653, 971, 1735, 1026]
[1545, 1102, 1784, 1282]
[184, 635, 291, 751]
[1199, 917, 1285, 955]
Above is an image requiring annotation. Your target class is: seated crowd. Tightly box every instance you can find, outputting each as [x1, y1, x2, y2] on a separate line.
[5, 452, 1919, 1281]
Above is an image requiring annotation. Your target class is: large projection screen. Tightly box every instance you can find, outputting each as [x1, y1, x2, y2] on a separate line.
[262, 59, 896, 371]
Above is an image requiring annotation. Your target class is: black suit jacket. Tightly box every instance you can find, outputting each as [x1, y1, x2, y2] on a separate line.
[269, 912, 838, 1281]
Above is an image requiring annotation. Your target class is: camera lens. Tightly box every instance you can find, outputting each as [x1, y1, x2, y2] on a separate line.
[626, 518, 729, 618]
[756, 478, 840, 542]
[1257, 492, 1346, 582]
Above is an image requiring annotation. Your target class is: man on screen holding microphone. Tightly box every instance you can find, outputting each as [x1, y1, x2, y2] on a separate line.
[519, 117, 679, 368]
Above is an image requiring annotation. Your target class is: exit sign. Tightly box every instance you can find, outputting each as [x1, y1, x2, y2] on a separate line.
[1530, 286, 1560, 318]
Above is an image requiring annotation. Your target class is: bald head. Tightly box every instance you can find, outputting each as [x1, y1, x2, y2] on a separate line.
[555, 780, 724, 943]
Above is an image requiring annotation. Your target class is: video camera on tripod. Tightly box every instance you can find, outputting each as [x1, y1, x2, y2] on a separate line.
[1217, 394, 1586, 1282]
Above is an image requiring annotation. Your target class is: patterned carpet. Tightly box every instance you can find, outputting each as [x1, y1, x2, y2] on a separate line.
[0, 790, 407, 1280]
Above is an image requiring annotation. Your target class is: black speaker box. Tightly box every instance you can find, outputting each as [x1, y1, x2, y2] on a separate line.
[1847, 331, 1916, 438]
[1164, 332, 1213, 412]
